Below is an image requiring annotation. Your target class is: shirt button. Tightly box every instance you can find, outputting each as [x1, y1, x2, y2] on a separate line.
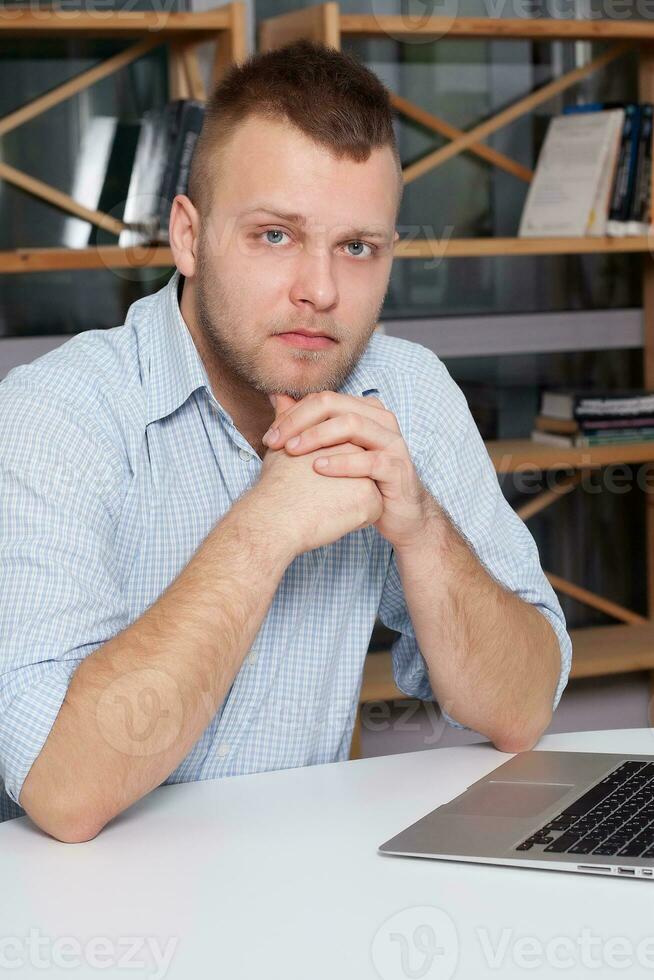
[246, 651, 258, 665]
[216, 742, 230, 758]
[239, 449, 252, 461]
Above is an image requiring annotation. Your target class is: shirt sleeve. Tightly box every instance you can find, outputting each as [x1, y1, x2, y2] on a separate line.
[0, 374, 130, 810]
[376, 353, 572, 733]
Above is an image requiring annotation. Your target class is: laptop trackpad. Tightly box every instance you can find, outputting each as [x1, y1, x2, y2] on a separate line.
[445, 780, 575, 818]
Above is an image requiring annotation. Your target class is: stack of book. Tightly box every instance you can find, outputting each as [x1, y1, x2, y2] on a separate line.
[63, 100, 205, 249]
[120, 99, 205, 247]
[531, 390, 654, 448]
[518, 103, 653, 238]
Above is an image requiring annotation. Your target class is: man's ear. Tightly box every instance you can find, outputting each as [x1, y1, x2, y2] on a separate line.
[169, 194, 199, 278]
[393, 229, 400, 243]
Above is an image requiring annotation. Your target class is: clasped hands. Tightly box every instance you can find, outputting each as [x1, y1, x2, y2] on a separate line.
[262, 390, 435, 550]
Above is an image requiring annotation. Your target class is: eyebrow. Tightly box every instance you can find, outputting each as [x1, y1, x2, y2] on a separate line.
[239, 204, 391, 241]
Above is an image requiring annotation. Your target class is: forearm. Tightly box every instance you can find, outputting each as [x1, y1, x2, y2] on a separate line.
[19, 489, 294, 843]
[394, 498, 561, 752]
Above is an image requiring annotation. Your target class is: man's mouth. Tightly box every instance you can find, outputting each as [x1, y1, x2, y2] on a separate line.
[274, 331, 336, 350]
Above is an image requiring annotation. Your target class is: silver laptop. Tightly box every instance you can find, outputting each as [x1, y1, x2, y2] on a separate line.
[378, 750, 654, 879]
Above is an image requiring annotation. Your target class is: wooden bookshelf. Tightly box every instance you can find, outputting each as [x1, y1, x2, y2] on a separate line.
[0, 3, 247, 266]
[487, 439, 654, 472]
[257, 4, 654, 752]
[395, 236, 653, 258]
[3, 236, 653, 274]
[4, 4, 654, 272]
[0, 7, 240, 37]
[0, 246, 174, 274]
[338, 14, 654, 42]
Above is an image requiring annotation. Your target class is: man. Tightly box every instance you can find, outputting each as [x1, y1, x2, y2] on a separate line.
[0, 41, 571, 843]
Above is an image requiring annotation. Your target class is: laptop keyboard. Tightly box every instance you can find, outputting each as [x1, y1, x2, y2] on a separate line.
[515, 760, 654, 858]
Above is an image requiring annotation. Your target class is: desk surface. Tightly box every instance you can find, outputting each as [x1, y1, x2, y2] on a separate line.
[2, 729, 654, 979]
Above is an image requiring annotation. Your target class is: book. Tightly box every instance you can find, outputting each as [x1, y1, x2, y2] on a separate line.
[63, 117, 118, 248]
[119, 107, 170, 248]
[607, 104, 642, 237]
[119, 99, 205, 248]
[588, 111, 625, 236]
[562, 102, 653, 236]
[531, 428, 654, 447]
[156, 100, 205, 243]
[88, 121, 140, 247]
[540, 389, 654, 421]
[518, 109, 625, 237]
[533, 414, 579, 434]
[627, 103, 654, 235]
[580, 416, 654, 430]
[581, 427, 654, 441]
[562, 103, 627, 235]
[531, 430, 577, 448]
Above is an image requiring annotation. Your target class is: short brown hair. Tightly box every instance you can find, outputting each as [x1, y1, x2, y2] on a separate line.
[187, 39, 403, 218]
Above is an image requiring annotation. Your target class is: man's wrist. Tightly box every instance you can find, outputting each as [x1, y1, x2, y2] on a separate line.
[234, 487, 300, 567]
[391, 490, 446, 557]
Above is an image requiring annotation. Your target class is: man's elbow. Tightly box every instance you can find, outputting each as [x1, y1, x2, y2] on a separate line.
[20, 781, 107, 844]
[46, 814, 105, 844]
[491, 711, 553, 754]
[29, 804, 106, 844]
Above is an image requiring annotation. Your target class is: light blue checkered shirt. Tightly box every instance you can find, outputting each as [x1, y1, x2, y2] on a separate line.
[0, 270, 571, 822]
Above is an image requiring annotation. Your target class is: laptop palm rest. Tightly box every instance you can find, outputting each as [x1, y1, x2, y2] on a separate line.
[440, 780, 575, 818]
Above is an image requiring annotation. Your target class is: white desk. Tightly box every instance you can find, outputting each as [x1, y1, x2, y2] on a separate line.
[2, 729, 654, 979]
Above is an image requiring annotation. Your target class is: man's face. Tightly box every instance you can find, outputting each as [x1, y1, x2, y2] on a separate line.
[192, 114, 399, 400]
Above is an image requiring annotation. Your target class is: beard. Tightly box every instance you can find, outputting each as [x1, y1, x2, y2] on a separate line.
[193, 241, 383, 401]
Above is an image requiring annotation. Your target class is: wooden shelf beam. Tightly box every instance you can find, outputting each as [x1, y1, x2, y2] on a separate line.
[1, 236, 652, 273]
[395, 235, 653, 258]
[0, 246, 174, 274]
[395, 234, 654, 258]
[339, 13, 654, 41]
[487, 439, 654, 472]
[390, 91, 533, 184]
[0, 7, 235, 36]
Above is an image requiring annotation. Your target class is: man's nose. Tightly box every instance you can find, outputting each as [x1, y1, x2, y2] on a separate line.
[288, 248, 339, 312]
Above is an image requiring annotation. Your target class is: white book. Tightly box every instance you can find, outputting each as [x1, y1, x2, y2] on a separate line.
[519, 110, 625, 238]
[530, 429, 573, 447]
[119, 109, 169, 248]
[63, 117, 117, 249]
[588, 109, 625, 236]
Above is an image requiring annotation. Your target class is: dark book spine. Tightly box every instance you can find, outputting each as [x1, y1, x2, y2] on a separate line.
[579, 430, 654, 444]
[157, 101, 205, 242]
[608, 105, 639, 223]
[580, 415, 654, 430]
[576, 409, 654, 423]
[157, 101, 186, 237]
[630, 103, 653, 225]
[622, 104, 642, 221]
[563, 101, 624, 114]
[174, 103, 205, 198]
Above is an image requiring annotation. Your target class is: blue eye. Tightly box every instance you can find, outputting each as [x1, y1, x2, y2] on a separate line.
[260, 230, 374, 256]
[346, 241, 372, 258]
[264, 229, 288, 245]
